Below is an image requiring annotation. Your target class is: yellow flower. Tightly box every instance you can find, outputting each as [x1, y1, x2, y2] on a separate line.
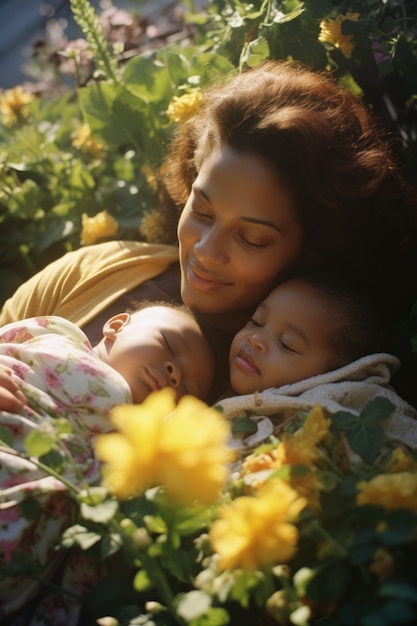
[95, 388, 233, 504]
[241, 407, 329, 509]
[386, 447, 417, 472]
[72, 123, 105, 158]
[0, 86, 34, 125]
[301, 405, 330, 443]
[139, 208, 177, 244]
[356, 472, 417, 513]
[80, 210, 118, 246]
[319, 12, 360, 59]
[166, 90, 203, 123]
[210, 479, 306, 571]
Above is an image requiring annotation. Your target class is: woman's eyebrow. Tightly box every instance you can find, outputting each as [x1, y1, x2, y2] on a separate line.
[242, 216, 283, 233]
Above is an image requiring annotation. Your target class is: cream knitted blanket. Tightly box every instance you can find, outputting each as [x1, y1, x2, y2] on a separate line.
[217, 353, 417, 463]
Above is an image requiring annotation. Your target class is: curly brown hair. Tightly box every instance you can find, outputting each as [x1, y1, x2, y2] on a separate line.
[161, 60, 417, 324]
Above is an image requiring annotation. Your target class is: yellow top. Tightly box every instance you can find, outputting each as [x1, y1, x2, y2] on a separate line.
[0, 241, 179, 328]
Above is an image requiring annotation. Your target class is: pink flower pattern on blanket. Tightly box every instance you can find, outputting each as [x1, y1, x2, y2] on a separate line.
[0, 315, 132, 621]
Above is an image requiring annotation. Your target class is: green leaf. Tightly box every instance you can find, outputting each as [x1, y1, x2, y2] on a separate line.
[133, 568, 153, 592]
[379, 581, 417, 603]
[39, 449, 65, 472]
[241, 36, 270, 67]
[332, 398, 393, 462]
[306, 560, 349, 604]
[100, 532, 122, 559]
[189, 608, 230, 626]
[24, 429, 56, 457]
[0, 425, 14, 447]
[231, 416, 258, 436]
[361, 397, 395, 424]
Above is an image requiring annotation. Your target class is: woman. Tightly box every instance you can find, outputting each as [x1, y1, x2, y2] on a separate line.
[1, 61, 415, 346]
[1, 59, 416, 625]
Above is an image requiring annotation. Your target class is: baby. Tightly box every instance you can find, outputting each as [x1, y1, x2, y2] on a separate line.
[0, 301, 214, 417]
[229, 275, 387, 395]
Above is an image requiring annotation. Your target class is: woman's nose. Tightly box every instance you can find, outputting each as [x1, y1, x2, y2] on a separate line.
[194, 227, 229, 266]
[164, 360, 182, 388]
[247, 333, 267, 353]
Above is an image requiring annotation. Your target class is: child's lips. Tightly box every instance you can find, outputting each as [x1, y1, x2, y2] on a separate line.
[144, 366, 168, 391]
[234, 349, 260, 374]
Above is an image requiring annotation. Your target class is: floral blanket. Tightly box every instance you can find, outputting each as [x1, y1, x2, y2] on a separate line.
[0, 316, 131, 623]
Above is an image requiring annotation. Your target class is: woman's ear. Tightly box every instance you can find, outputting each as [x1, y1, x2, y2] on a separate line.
[102, 313, 131, 340]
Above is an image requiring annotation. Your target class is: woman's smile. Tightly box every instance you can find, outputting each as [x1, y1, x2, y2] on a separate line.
[187, 261, 233, 292]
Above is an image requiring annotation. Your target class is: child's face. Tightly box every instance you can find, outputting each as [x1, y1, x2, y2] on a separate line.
[103, 306, 214, 403]
[229, 279, 339, 394]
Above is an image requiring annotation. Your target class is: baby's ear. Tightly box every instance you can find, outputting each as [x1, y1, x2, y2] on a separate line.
[102, 313, 131, 339]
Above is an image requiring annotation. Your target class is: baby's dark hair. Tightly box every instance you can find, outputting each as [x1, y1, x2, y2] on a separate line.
[299, 273, 390, 370]
[128, 299, 197, 320]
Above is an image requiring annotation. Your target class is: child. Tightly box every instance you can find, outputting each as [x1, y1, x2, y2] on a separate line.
[221, 275, 417, 466]
[0, 301, 214, 621]
[229, 274, 387, 395]
[0, 301, 214, 412]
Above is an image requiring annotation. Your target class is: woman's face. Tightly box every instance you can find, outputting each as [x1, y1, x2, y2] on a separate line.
[177, 146, 303, 317]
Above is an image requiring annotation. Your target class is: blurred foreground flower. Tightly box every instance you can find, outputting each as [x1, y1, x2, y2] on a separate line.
[167, 90, 203, 123]
[242, 405, 329, 509]
[356, 471, 417, 513]
[210, 479, 307, 571]
[0, 86, 34, 125]
[95, 388, 234, 504]
[80, 210, 118, 245]
[319, 12, 360, 59]
[72, 123, 105, 158]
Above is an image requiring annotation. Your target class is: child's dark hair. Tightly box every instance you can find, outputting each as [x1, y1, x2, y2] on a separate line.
[301, 273, 390, 370]
[129, 299, 197, 320]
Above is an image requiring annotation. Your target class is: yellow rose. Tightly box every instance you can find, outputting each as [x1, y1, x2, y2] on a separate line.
[72, 123, 105, 158]
[95, 388, 234, 504]
[80, 210, 118, 245]
[356, 471, 417, 513]
[210, 479, 306, 571]
[166, 90, 203, 123]
[0, 86, 34, 125]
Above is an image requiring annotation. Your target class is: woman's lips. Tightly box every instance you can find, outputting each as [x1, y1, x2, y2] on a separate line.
[234, 349, 260, 374]
[187, 264, 231, 292]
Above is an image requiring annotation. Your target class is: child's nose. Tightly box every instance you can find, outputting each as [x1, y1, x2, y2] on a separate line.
[247, 333, 266, 353]
[164, 360, 182, 388]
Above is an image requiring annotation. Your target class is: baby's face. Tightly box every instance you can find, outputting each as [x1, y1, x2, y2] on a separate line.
[229, 279, 339, 394]
[106, 306, 214, 403]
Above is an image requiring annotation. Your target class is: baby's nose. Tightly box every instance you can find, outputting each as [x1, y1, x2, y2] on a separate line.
[164, 360, 182, 388]
[247, 333, 266, 352]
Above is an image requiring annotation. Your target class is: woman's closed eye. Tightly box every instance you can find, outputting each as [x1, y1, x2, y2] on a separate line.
[191, 207, 212, 221]
[238, 234, 269, 250]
